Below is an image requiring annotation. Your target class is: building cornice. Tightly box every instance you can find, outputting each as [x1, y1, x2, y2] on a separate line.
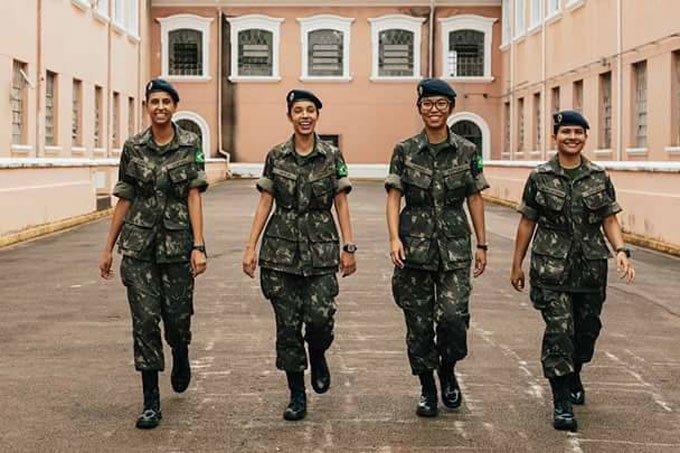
[152, 0, 500, 7]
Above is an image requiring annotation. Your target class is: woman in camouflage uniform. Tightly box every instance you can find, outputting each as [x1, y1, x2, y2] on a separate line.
[99, 79, 208, 429]
[243, 90, 357, 421]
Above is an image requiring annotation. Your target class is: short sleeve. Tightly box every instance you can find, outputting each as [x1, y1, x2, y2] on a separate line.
[187, 146, 209, 192]
[335, 150, 352, 194]
[256, 151, 275, 194]
[466, 149, 490, 195]
[385, 144, 405, 193]
[112, 143, 136, 200]
[517, 173, 540, 221]
[601, 174, 622, 218]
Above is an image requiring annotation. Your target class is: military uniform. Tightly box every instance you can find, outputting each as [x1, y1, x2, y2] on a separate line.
[385, 130, 489, 375]
[113, 125, 208, 371]
[518, 155, 621, 378]
[256, 134, 351, 372]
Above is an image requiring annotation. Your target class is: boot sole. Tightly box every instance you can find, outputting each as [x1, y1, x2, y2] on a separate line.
[554, 420, 578, 432]
[283, 412, 306, 421]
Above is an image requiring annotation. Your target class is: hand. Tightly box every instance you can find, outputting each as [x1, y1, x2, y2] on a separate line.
[473, 249, 487, 278]
[99, 250, 114, 279]
[617, 252, 635, 284]
[511, 266, 525, 292]
[389, 238, 405, 268]
[339, 251, 357, 277]
[191, 249, 207, 277]
[242, 246, 257, 278]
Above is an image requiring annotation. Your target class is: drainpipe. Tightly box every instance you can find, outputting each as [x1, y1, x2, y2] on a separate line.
[217, 8, 228, 161]
[616, 0, 623, 161]
[35, 0, 42, 157]
[107, 0, 113, 158]
[428, 0, 435, 78]
[542, 0, 547, 160]
[509, 0, 515, 161]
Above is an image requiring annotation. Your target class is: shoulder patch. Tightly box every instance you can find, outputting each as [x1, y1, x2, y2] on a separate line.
[194, 147, 205, 164]
[337, 161, 348, 178]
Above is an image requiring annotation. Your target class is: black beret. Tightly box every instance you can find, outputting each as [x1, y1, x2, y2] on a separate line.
[145, 78, 179, 103]
[417, 78, 456, 102]
[553, 110, 590, 135]
[286, 89, 322, 112]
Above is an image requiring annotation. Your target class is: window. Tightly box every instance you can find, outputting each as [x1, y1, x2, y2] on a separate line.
[128, 96, 135, 137]
[11, 60, 29, 145]
[94, 85, 103, 148]
[440, 15, 495, 82]
[534, 92, 541, 150]
[451, 121, 483, 156]
[599, 71, 612, 149]
[72, 79, 82, 147]
[299, 15, 354, 81]
[127, 0, 139, 37]
[514, 0, 525, 39]
[93, 0, 109, 18]
[546, 0, 561, 18]
[551, 86, 560, 114]
[45, 71, 58, 146]
[573, 79, 583, 113]
[159, 14, 213, 79]
[517, 97, 525, 152]
[673, 52, 680, 145]
[369, 15, 424, 79]
[502, 0, 511, 46]
[530, 0, 542, 29]
[632, 60, 647, 148]
[319, 134, 340, 149]
[113, 0, 124, 27]
[227, 15, 283, 81]
[174, 111, 210, 158]
[176, 119, 203, 150]
[112, 92, 120, 148]
[504, 101, 511, 154]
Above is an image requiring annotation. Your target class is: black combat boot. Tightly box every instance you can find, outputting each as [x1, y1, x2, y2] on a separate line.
[283, 371, 307, 421]
[309, 348, 330, 394]
[569, 363, 585, 405]
[171, 344, 191, 393]
[416, 371, 438, 417]
[549, 375, 577, 432]
[136, 371, 162, 429]
[438, 360, 462, 409]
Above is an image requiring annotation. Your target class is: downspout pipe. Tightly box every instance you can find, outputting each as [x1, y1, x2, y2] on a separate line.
[428, 0, 434, 78]
[616, 0, 623, 161]
[217, 8, 228, 161]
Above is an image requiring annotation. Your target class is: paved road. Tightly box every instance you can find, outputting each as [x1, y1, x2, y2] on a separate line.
[1, 180, 680, 452]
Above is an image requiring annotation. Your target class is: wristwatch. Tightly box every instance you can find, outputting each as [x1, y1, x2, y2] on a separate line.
[616, 246, 631, 258]
[342, 243, 358, 254]
[192, 244, 207, 256]
[476, 244, 489, 251]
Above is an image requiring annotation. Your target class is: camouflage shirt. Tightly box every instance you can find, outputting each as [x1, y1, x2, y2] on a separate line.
[113, 125, 209, 263]
[256, 135, 352, 276]
[518, 156, 622, 292]
[385, 130, 490, 271]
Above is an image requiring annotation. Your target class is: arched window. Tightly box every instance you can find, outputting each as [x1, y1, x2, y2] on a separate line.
[159, 14, 213, 80]
[451, 120, 483, 155]
[173, 111, 210, 159]
[176, 119, 202, 149]
[299, 15, 354, 81]
[439, 15, 496, 83]
[227, 15, 283, 81]
[448, 112, 491, 160]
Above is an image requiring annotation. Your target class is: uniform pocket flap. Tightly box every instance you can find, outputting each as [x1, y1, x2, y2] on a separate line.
[404, 160, 433, 176]
[127, 158, 153, 183]
[260, 237, 296, 265]
[168, 162, 197, 183]
[536, 187, 567, 211]
[163, 217, 190, 231]
[273, 167, 298, 180]
[441, 164, 469, 177]
[444, 175, 466, 190]
[582, 236, 611, 260]
[582, 186, 611, 210]
[532, 228, 570, 259]
[403, 169, 432, 189]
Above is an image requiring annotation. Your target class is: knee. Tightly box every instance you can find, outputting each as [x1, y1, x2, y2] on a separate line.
[438, 308, 469, 330]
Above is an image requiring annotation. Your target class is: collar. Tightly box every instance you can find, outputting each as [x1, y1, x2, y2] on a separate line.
[415, 129, 459, 153]
[540, 154, 603, 179]
[140, 123, 190, 154]
[281, 133, 328, 158]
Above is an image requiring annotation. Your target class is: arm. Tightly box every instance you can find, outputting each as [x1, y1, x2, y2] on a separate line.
[242, 192, 274, 278]
[187, 187, 207, 277]
[602, 214, 635, 283]
[466, 192, 487, 278]
[98, 199, 131, 279]
[386, 188, 405, 268]
[510, 216, 537, 291]
[334, 191, 356, 277]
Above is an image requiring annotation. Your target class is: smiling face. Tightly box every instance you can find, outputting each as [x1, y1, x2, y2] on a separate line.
[287, 100, 319, 137]
[145, 91, 177, 126]
[554, 125, 587, 156]
[418, 96, 454, 130]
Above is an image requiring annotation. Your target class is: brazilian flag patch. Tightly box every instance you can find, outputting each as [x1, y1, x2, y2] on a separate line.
[472, 153, 483, 175]
[337, 162, 348, 178]
[195, 147, 205, 164]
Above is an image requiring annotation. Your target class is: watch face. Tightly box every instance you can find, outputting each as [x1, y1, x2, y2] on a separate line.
[344, 244, 357, 253]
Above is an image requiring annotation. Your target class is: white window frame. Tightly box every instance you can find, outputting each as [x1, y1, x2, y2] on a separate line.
[227, 15, 283, 82]
[439, 15, 496, 83]
[566, 0, 586, 11]
[447, 112, 491, 160]
[529, 0, 542, 32]
[501, 0, 511, 49]
[298, 14, 354, 82]
[126, 0, 140, 42]
[92, 0, 110, 24]
[174, 111, 211, 159]
[546, 0, 562, 21]
[71, 0, 90, 12]
[112, 0, 126, 33]
[368, 14, 425, 81]
[159, 14, 214, 81]
[514, 0, 525, 40]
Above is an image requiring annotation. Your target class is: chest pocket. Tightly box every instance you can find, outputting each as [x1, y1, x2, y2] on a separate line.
[273, 166, 298, 209]
[402, 161, 433, 205]
[309, 169, 336, 210]
[535, 185, 567, 211]
[581, 184, 611, 224]
[442, 164, 470, 202]
[127, 157, 154, 187]
[166, 158, 198, 199]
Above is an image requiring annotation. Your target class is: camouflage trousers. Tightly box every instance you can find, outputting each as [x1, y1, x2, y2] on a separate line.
[121, 256, 194, 371]
[531, 286, 605, 378]
[260, 268, 338, 372]
[392, 266, 471, 375]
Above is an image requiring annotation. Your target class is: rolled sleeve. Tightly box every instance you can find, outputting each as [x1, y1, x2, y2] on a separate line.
[256, 176, 274, 194]
[112, 180, 136, 200]
[384, 173, 404, 193]
[602, 175, 622, 217]
[112, 145, 136, 200]
[189, 169, 209, 193]
[467, 173, 490, 195]
[336, 176, 352, 194]
[517, 173, 539, 220]
[517, 201, 539, 221]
